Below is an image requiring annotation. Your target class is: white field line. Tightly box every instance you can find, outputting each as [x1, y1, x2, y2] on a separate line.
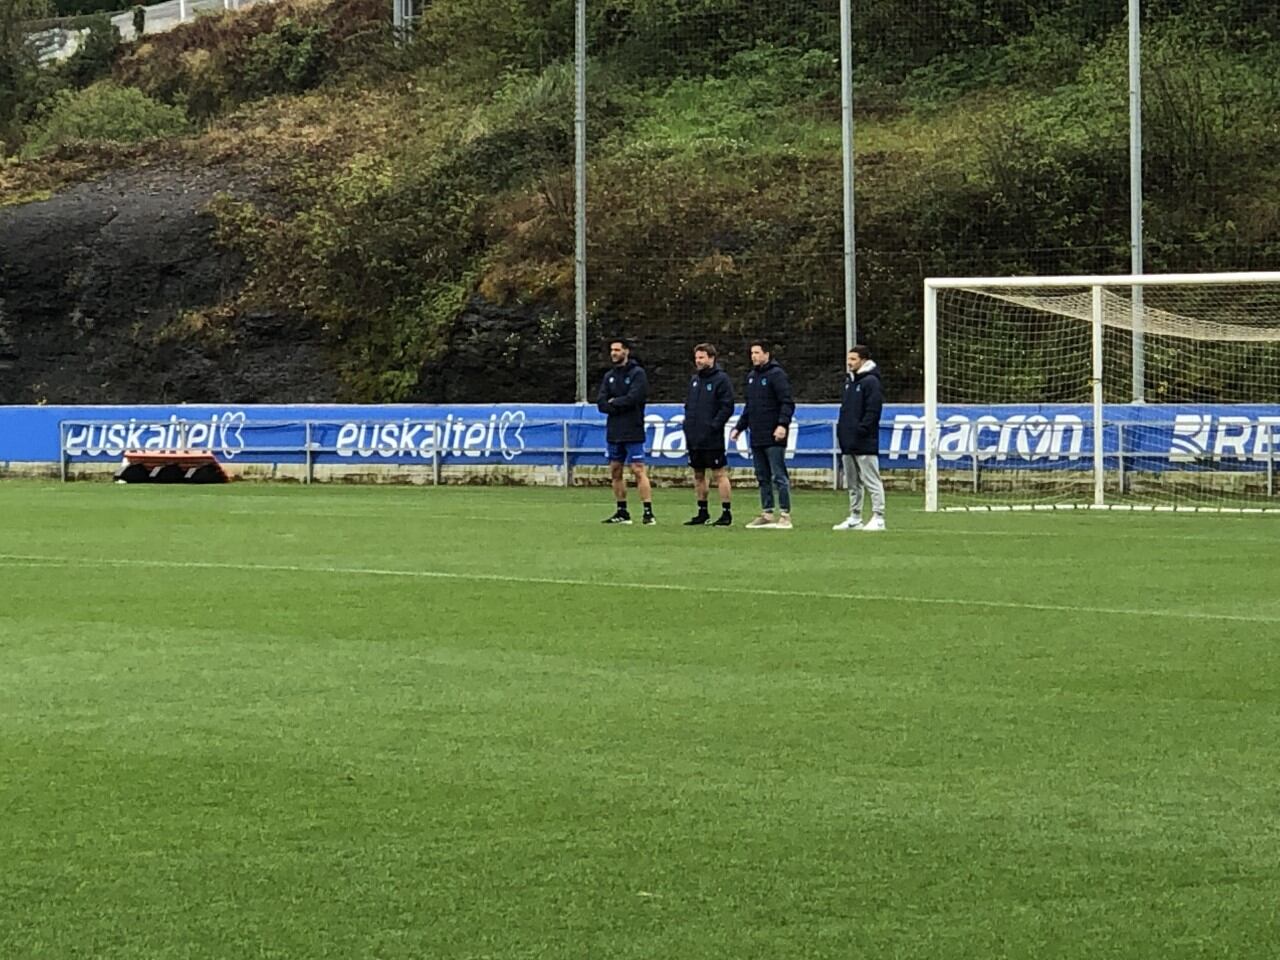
[0, 553, 1275, 625]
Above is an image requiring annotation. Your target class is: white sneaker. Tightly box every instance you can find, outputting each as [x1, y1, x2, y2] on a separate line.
[862, 516, 886, 532]
[745, 514, 776, 529]
[832, 516, 862, 531]
[774, 514, 793, 530]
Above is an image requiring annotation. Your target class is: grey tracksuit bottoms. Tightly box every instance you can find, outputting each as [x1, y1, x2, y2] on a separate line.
[842, 454, 885, 519]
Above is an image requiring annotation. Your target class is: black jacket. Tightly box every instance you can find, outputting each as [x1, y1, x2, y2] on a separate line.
[734, 360, 794, 448]
[596, 359, 648, 443]
[837, 360, 884, 455]
[682, 365, 735, 450]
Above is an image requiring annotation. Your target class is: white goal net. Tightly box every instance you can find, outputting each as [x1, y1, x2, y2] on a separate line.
[924, 272, 1280, 513]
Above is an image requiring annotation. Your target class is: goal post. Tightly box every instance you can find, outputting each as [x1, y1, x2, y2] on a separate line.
[923, 271, 1280, 513]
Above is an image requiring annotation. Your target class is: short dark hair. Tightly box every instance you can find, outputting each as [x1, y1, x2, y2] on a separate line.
[693, 342, 717, 358]
[608, 337, 631, 350]
[850, 344, 871, 360]
[749, 339, 771, 354]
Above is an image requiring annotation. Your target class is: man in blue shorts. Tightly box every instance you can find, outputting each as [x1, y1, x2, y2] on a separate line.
[597, 338, 654, 525]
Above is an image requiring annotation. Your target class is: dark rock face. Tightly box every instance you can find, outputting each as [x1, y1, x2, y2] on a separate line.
[414, 298, 579, 403]
[0, 165, 339, 404]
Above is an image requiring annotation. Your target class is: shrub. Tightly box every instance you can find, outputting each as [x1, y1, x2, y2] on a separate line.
[22, 81, 189, 156]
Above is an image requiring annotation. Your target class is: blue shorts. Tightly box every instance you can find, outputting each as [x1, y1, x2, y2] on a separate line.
[607, 441, 646, 464]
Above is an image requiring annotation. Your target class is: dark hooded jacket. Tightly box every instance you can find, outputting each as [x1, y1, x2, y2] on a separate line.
[836, 360, 883, 456]
[734, 360, 794, 448]
[596, 358, 648, 443]
[682, 365, 735, 450]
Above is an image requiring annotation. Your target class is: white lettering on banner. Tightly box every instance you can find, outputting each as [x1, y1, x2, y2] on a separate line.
[1170, 414, 1212, 462]
[334, 411, 528, 461]
[1213, 416, 1252, 459]
[903, 412, 1086, 462]
[642, 413, 799, 460]
[1171, 414, 1280, 462]
[64, 412, 247, 458]
[889, 415, 926, 460]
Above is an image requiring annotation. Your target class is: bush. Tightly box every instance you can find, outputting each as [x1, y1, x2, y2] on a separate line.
[238, 18, 331, 100]
[22, 81, 189, 156]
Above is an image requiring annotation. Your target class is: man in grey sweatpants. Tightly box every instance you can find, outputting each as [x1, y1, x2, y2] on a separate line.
[833, 345, 886, 531]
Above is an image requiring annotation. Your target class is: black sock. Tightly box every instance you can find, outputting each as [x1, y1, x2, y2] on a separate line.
[696, 499, 708, 513]
[643, 502, 654, 516]
[721, 501, 732, 513]
[616, 500, 628, 513]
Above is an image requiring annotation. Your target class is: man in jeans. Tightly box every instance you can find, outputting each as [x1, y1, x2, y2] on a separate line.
[833, 345, 886, 531]
[730, 340, 795, 529]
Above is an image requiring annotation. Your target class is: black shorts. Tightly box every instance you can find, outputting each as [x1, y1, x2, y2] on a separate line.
[689, 448, 728, 470]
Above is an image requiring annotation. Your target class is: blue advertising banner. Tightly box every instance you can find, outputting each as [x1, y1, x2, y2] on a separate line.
[1, 403, 1277, 471]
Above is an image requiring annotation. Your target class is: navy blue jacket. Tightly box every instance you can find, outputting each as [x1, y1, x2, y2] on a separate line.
[683, 365, 735, 450]
[596, 359, 648, 443]
[734, 360, 794, 448]
[837, 361, 883, 455]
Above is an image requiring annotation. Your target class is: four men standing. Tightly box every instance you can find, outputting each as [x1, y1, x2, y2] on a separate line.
[598, 338, 886, 531]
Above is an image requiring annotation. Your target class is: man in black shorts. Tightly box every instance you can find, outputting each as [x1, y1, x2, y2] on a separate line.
[682, 342, 735, 526]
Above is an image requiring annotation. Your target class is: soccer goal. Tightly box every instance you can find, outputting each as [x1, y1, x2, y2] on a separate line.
[923, 272, 1280, 513]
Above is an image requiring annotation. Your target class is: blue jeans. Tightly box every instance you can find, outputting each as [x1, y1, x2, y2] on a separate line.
[752, 445, 791, 512]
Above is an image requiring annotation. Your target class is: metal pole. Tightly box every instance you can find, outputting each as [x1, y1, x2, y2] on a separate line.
[574, 0, 588, 403]
[831, 421, 839, 490]
[1129, 0, 1146, 401]
[304, 421, 313, 485]
[1117, 423, 1126, 495]
[433, 422, 441, 485]
[562, 420, 571, 488]
[1269, 442, 1274, 500]
[1092, 286, 1106, 507]
[924, 283, 939, 511]
[839, 0, 857, 349]
[59, 422, 67, 483]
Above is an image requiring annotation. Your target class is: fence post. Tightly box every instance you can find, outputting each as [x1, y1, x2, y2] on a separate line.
[1117, 423, 1126, 496]
[830, 421, 839, 490]
[433, 422, 441, 485]
[562, 420, 571, 487]
[304, 421, 313, 485]
[59, 422, 68, 483]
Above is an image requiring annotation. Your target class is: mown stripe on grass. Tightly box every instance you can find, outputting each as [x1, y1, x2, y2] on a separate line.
[0, 553, 1274, 625]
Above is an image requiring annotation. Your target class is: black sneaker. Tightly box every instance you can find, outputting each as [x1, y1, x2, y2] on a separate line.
[712, 513, 733, 527]
[602, 511, 632, 525]
[683, 513, 710, 526]
[642, 513, 657, 525]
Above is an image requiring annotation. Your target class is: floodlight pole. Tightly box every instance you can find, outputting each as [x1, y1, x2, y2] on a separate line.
[574, 0, 588, 403]
[1129, 0, 1146, 401]
[839, 0, 857, 350]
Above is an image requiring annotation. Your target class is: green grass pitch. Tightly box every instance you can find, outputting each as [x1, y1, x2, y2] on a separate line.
[2, 480, 1279, 959]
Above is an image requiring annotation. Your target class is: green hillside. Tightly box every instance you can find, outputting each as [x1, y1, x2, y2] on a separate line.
[3, 0, 1280, 401]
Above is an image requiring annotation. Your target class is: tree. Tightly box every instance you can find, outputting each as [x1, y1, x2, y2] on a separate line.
[0, 0, 51, 153]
